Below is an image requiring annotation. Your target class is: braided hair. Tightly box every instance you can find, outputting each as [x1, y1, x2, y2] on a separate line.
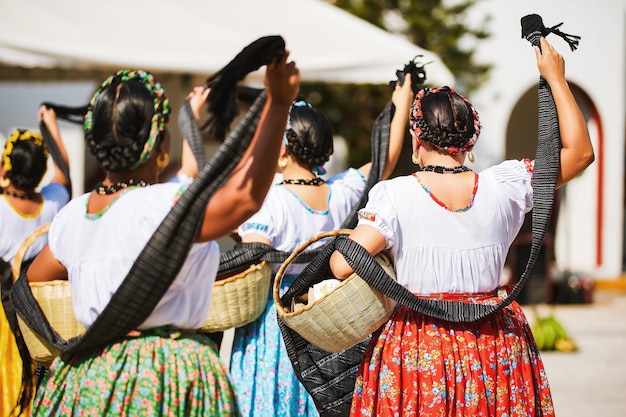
[1, 129, 49, 190]
[84, 70, 170, 172]
[409, 86, 480, 154]
[284, 101, 333, 172]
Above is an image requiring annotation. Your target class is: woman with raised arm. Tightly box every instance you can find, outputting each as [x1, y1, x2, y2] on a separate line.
[229, 75, 415, 417]
[329, 36, 593, 416]
[1, 106, 71, 264]
[25, 51, 299, 416]
[0, 106, 71, 417]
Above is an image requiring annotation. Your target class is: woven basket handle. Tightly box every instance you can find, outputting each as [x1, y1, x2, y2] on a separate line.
[273, 229, 350, 318]
[11, 223, 51, 283]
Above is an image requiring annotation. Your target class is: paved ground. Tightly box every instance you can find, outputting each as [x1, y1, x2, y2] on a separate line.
[219, 290, 626, 416]
[522, 291, 626, 416]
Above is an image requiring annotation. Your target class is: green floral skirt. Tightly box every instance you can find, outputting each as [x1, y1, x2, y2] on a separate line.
[32, 327, 240, 416]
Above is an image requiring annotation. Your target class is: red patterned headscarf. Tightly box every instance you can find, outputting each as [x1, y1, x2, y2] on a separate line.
[409, 86, 480, 154]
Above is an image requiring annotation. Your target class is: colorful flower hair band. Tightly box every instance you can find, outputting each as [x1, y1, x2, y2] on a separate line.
[84, 69, 170, 171]
[409, 86, 481, 155]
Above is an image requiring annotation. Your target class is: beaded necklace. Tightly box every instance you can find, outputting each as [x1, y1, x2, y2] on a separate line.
[412, 173, 478, 212]
[279, 177, 325, 186]
[0, 189, 38, 200]
[94, 179, 147, 195]
[416, 165, 471, 174]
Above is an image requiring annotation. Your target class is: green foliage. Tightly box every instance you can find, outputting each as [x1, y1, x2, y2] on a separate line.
[298, 83, 392, 168]
[302, 0, 492, 169]
[332, 0, 492, 92]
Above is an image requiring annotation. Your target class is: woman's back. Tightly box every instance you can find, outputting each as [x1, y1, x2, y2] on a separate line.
[48, 183, 220, 330]
[363, 159, 533, 293]
[0, 196, 60, 264]
[239, 168, 366, 274]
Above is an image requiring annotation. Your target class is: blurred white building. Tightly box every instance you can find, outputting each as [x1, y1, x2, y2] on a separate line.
[459, 1, 626, 281]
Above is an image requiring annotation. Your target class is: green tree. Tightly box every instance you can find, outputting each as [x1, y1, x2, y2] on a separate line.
[331, 0, 492, 93]
[299, 0, 491, 171]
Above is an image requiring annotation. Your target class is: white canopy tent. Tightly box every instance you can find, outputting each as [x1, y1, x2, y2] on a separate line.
[0, 0, 455, 197]
[0, 0, 454, 86]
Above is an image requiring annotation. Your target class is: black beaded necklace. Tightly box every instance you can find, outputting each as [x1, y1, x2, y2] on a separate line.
[416, 165, 472, 174]
[94, 179, 147, 195]
[0, 189, 38, 200]
[280, 177, 326, 186]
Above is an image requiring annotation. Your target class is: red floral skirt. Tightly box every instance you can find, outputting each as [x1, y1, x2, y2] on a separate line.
[350, 288, 554, 416]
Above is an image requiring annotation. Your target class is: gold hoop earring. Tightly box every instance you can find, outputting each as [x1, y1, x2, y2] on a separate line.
[0, 176, 10, 188]
[467, 151, 475, 163]
[156, 153, 170, 169]
[411, 152, 421, 165]
[278, 156, 288, 169]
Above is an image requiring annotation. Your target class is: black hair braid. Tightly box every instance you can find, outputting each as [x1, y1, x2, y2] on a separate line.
[85, 80, 155, 172]
[6, 140, 48, 190]
[419, 92, 476, 151]
[8, 174, 39, 190]
[285, 106, 333, 168]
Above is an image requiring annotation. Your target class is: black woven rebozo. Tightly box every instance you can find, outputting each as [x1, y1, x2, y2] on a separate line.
[38, 102, 86, 198]
[276, 14, 578, 416]
[5, 36, 285, 356]
[203, 36, 286, 141]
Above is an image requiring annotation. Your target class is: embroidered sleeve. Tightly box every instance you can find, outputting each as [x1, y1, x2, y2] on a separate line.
[356, 182, 397, 249]
[523, 158, 534, 176]
[237, 189, 278, 243]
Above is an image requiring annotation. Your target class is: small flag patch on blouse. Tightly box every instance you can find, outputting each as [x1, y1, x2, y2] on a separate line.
[359, 211, 376, 222]
[523, 158, 535, 174]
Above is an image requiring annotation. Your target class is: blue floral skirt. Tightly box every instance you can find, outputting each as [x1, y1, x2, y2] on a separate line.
[229, 274, 319, 417]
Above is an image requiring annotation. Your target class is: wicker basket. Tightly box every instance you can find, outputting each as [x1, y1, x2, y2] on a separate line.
[11, 223, 85, 366]
[200, 261, 272, 333]
[274, 230, 397, 353]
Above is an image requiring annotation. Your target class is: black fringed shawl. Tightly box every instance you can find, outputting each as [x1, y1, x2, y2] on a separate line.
[274, 14, 578, 416]
[3, 35, 286, 356]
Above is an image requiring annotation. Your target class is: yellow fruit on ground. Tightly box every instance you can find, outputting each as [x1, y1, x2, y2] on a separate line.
[555, 337, 578, 352]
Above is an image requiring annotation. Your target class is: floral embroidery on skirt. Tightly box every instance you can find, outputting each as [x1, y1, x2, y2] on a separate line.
[32, 327, 240, 416]
[351, 289, 554, 416]
[229, 274, 319, 417]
